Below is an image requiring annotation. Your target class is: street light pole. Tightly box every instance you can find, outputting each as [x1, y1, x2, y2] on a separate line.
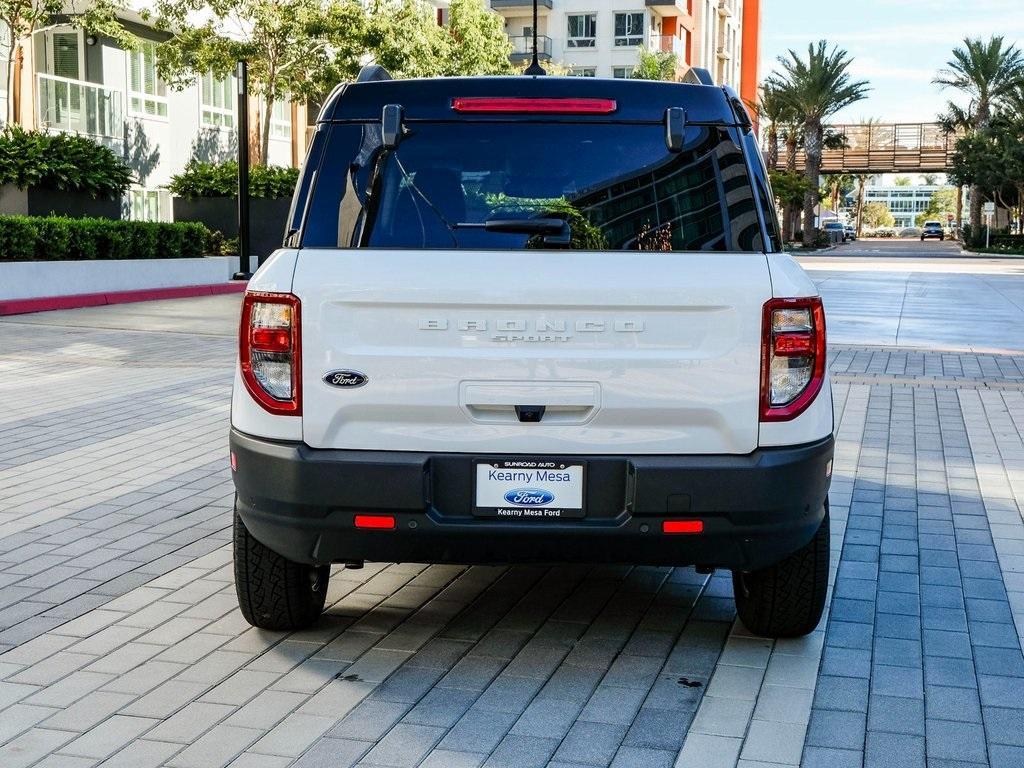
[235, 60, 252, 278]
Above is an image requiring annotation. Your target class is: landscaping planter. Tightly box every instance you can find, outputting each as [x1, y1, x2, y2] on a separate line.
[0, 256, 241, 302]
[173, 196, 291, 259]
[0, 184, 122, 219]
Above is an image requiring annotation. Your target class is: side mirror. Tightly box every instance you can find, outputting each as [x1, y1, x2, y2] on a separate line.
[382, 104, 404, 149]
[665, 107, 686, 152]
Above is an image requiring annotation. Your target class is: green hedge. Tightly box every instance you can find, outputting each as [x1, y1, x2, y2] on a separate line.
[0, 126, 133, 199]
[168, 161, 299, 199]
[0, 215, 211, 261]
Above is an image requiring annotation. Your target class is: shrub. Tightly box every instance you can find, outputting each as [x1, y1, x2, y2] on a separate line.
[0, 215, 211, 261]
[168, 161, 299, 199]
[0, 126, 133, 199]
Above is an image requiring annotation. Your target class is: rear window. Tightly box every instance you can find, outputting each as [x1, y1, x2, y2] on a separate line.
[300, 121, 766, 252]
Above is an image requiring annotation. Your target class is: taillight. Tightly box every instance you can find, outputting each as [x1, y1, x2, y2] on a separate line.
[451, 97, 617, 114]
[760, 297, 826, 422]
[239, 292, 301, 415]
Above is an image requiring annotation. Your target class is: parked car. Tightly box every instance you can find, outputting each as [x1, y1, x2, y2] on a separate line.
[229, 67, 835, 639]
[921, 221, 945, 241]
[844, 226, 856, 241]
[823, 220, 847, 242]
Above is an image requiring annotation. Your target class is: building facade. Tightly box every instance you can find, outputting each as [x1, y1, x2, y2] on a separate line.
[488, 0, 756, 100]
[860, 185, 943, 228]
[0, 11, 306, 223]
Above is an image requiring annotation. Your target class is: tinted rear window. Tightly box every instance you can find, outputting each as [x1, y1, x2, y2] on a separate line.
[301, 121, 765, 252]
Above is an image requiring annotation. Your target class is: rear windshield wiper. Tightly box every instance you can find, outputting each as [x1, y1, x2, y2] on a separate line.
[454, 218, 571, 245]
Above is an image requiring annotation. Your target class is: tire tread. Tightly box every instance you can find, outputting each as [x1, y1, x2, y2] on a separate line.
[732, 502, 829, 638]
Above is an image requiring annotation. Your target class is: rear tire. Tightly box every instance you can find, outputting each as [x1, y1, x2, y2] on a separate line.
[732, 502, 829, 638]
[233, 501, 329, 630]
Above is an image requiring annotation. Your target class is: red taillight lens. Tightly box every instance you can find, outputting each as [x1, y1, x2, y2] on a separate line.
[355, 514, 396, 530]
[451, 97, 617, 114]
[239, 292, 301, 416]
[760, 297, 826, 422]
[250, 327, 292, 353]
[663, 520, 704, 534]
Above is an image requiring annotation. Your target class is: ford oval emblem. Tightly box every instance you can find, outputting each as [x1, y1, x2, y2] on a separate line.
[324, 370, 368, 388]
[504, 488, 555, 506]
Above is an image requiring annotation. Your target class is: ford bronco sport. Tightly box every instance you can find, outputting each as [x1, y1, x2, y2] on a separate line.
[230, 66, 834, 638]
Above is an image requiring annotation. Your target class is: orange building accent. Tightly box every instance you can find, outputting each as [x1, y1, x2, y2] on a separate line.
[740, 0, 760, 131]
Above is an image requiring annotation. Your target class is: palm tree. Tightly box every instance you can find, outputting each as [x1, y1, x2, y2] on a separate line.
[757, 83, 802, 242]
[937, 101, 975, 233]
[770, 41, 869, 247]
[757, 83, 791, 171]
[934, 36, 1024, 236]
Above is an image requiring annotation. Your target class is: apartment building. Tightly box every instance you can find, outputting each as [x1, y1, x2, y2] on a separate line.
[488, 0, 758, 102]
[0, 10, 306, 223]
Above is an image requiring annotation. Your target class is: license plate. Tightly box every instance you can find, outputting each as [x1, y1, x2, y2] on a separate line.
[474, 460, 585, 519]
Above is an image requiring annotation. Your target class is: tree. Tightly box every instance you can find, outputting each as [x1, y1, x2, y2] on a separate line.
[768, 41, 869, 247]
[921, 173, 940, 186]
[364, 0, 450, 78]
[937, 101, 974, 230]
[444, 0, 514, 76]
[861, 201, 894, 229]
[0, 0, 132, 122]
[934, 36, 1024, 235]
[948, 112, 1024, 235]
[366, 0, 512, 78]
[153, 0, 366, 164]
[915, 187, 957, 227]
[631, 49, 678, 81]
[769, 170, 813, 242]
[894, 176, 912, 186]
[758, 83, 803, 241]
[821, 172, 854, 213]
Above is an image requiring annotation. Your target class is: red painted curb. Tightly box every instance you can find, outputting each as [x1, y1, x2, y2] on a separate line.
[0, 282, 248, 316]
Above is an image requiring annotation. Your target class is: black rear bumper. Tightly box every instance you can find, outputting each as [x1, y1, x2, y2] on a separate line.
[230, 429, 833, 571]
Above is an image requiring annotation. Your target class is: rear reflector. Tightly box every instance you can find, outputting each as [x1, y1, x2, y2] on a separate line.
[452, 97, 617, 114]
[663, 520, 704, 534]
[354, 514, 396, 530]
[250, 327, 292, 353]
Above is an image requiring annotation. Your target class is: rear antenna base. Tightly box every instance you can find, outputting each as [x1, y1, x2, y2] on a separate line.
[523, 0, 546, 76]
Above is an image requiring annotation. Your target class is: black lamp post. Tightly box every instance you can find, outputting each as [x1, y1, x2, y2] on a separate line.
[233, 59, 253, 279]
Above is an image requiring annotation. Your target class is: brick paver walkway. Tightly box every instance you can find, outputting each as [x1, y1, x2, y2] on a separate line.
[0, 286, 1022, 768]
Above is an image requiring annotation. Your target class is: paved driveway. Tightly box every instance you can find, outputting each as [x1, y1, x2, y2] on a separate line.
[0, 256, 1023, 768]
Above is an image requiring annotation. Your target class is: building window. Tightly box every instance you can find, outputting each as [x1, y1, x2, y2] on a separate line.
[568, 67, 596, 77]
[613, 12, 644, 46]
[567, 14, 597, 48]
[0, 22, 9, 96]
[268, 98, 291, 139]
[129, 188, 171, 222]
[128, 40, 168, 118]
[201, 70, 235, 129]
[612, 66, 634, 79]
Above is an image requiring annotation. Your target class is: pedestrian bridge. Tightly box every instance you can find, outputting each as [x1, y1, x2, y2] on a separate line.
[777, 123, 959, 174]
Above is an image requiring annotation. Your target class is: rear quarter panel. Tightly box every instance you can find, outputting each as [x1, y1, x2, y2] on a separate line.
[759, 252, 834, 447]
[231, 249, 303, 441]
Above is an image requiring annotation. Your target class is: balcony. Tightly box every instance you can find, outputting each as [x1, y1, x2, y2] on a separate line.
[647, 33, 684, 56]
[645, 0, 693, 18]
[508, 35, 553, 62]
[490, 0, 551, 10]
[37, 74, 123, 141]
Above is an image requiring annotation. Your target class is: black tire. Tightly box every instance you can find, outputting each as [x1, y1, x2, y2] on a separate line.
[233, 502, 329, 630]
[732, 502, 829, 638]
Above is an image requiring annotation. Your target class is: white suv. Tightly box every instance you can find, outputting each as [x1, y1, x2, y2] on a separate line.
[229, 68, 834, 638]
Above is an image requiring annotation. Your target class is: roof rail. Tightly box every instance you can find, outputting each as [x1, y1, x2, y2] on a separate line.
[682, 67, 715, 86]
[356, 65, 392, 83]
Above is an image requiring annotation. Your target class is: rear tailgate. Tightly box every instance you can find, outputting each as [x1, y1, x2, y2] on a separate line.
[296, 248, 770, 455]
